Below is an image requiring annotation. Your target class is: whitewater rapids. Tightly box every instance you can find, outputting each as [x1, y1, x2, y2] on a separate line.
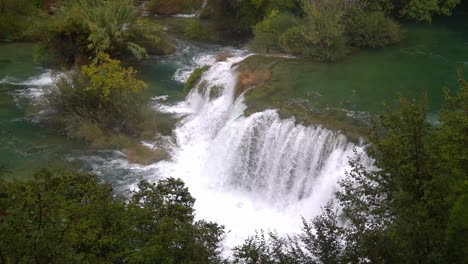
[154, 53, 368, 252]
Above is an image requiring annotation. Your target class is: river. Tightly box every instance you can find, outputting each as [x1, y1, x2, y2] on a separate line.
[1, 14, 467, 252]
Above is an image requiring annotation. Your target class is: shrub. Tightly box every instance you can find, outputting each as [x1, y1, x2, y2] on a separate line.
[250, 11, 298, 53]
[35, 0, 162, 66]
[279, 26, 308, 55]
[45, 53, 151, 140]
[251, 0, 401, 61]
[294, 0, 348, 61]
[184, 19, 209, 40]
[345, 8, 401, 48]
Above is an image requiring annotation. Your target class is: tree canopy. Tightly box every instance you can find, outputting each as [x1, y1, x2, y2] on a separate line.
[232, 73, 468, 263]
[0, 170, 225, 263]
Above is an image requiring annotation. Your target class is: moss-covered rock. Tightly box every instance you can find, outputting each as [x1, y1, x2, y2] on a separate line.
[126, 144, 169, 165]
[184, 66, 210, 95]
[65, 120, 169, 165]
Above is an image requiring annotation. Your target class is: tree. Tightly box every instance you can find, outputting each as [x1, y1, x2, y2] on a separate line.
[232, 203, 344, 264]
[233, 73, 467, 263]
[0, 169, 225, 263]
[335, 73, 468, 263]
[126, 179, 225, 263]
[0, 169, 127, 263]
[361, 0, 461, 22]
[232, 231, 295, 264]
[398, 0, 461, 22]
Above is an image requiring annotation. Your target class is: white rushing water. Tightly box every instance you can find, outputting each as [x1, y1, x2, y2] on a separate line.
[154, 53, 369, 252]
[2, 51, 367, 254]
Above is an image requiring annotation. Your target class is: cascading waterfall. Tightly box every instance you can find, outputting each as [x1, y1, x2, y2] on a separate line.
[156, 53, 368, 251]
[205, 110, 355, 207]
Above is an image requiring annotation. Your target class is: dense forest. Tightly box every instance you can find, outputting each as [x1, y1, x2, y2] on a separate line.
[0, 0, 467, 263]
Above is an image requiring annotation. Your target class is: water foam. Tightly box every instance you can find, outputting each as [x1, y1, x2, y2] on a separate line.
[154, 54, 369, 251]
[1, 70, 53, 87]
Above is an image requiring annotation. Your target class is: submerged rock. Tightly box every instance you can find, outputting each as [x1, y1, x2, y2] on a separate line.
[126, 145, 169, 165]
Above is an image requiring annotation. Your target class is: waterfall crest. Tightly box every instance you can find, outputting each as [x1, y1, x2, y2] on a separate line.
[157, 53, 367, 250]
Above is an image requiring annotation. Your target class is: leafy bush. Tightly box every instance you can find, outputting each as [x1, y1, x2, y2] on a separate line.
[45, 53, 152, 141]
[184, 20, 205, 40]
[299, 0, 349, 61]
[35, 0, 161, 66]
[345, 8, 401, 48]
[278, 26, 307, 55]
[250, 11, 298, 53]
[249, 0, 403, 61]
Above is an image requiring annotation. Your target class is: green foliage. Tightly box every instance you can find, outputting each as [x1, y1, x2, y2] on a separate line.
[35, 0, 162, 66]
[250, 11, 298, 53]
[129, 18, 176, 56]
[184, 66, 210, 95]
[126, 179, 225, 263]
[278, 25, 308, 55]
[252, 0, 349, 61]
[345, 8, 401, 48]
[0, 169, 225, 263]
[234, 73, 468, 263]
[335, 74, 467, 263]
[360, 0, 461, 22]
[82, 53, 146, 100]
[232, 231, 293, 264]
[250, 0, 402, 61]
[0, 0, 38, 41]
[204, 0, 301, 39]
[184, 20, 207, 40]
[360, 0, 394, 13]
[232, 203, 345, 263]
[147, 0, 204, 15]
[399, 0, 461, 22]
[44, 53, 153, 143]
[299, 0, 349, 61]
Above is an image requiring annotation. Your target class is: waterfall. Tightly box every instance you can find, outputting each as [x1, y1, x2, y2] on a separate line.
[156, 54, 368, 251]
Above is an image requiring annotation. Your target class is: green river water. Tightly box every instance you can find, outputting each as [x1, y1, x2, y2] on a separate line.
[243, 14, 468, 136]
[1, 14, 467, 179]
